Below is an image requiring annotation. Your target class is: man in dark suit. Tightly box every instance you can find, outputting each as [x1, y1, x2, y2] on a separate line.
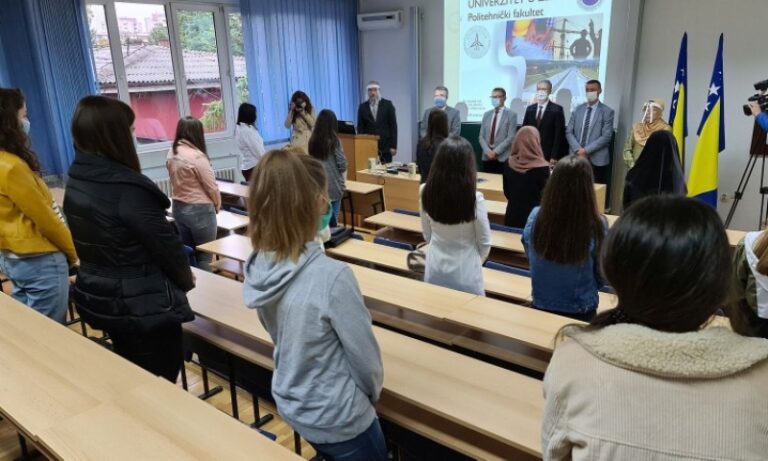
[522, 79, 567, 162]
[357, 81, 398, 163]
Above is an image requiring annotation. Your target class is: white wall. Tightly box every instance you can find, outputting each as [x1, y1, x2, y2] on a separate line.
[631, 0, 767, 231]
[358, 0, 444, 162]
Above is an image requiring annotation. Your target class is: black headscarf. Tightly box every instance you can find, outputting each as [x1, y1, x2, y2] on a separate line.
[623, 131, 686, 209]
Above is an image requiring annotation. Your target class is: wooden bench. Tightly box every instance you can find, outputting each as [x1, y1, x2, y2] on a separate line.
[187, 269, 544, 460]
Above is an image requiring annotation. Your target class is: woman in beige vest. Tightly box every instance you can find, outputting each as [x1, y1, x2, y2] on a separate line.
[284, 90, 316, 154]
[622, 98, 670, 169]
[543, 195, 768, 460]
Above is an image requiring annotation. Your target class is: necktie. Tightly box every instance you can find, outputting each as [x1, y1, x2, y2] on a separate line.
[489, 110, 499, 147]
[536, 106, 544, 126]
[371, 102, 378, 120]
[580, 106, 593, 147]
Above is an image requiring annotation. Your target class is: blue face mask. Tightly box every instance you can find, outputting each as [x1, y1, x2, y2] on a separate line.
[434, 96, 447, 108]
[21, 118, 30, 135]
[318, 202, 333, 231]
[490, 97, 502, 108]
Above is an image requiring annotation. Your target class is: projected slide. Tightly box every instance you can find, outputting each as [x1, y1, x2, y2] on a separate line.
[444, 0, 613, 122]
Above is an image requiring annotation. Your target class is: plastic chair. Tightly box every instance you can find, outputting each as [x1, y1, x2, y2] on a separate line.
[490, 223, 523, 234]
[393, 208, 420, 217]
[182, 245, 198, 267]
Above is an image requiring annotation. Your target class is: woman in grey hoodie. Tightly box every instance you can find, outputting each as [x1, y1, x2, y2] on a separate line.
[242, 150, 386, 461]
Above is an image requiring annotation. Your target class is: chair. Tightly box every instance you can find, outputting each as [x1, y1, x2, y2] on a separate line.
[373, 237, 415, 251]
[490, 223, 523, 234]
[224, 206, 248, 216]
[351, 233, 364, 241]
[484, 261, 531, 278]
[393, 208, 420, 217]
[182, 245, 198, 267]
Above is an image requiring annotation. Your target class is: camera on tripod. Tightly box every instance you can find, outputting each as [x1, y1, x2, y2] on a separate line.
[742, 79, 768, 116]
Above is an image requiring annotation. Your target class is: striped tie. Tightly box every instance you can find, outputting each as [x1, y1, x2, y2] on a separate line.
[580, 106, 593, 147]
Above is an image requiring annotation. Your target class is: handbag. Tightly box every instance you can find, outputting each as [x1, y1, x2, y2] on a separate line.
[407, 242, 429, 274]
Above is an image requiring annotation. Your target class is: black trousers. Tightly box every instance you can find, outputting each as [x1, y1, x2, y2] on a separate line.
[483, 160, 505, 174]
[108, 322, 184, 383]
[591, 164, 610, 185]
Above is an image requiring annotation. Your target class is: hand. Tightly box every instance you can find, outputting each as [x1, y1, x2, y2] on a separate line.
[486, 150, 497, 160]
[192, 273, 197, 285]
[576, 148, 588, 157]
[301, 102, 307, 108]
[750, 102, 762, 116]
[549, 159, 557, 167]
[390, 148, 397, 156]
[289, 102, 295, 111]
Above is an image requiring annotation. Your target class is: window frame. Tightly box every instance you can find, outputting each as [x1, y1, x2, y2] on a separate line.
[86, 0, 238, 153]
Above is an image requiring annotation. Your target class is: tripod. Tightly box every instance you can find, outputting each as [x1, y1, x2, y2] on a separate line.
[724, 122, 768, 228]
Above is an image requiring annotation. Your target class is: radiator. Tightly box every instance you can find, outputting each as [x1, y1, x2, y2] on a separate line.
[215, 167, 237, 182]
[154, 178, 173, 197]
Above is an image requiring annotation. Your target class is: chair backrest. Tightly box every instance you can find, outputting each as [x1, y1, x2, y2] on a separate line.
[223, 205, 248, 216]
[351, 233, 364, 240]
[393, 208, 420, 217]
[484, 261, 531, 278]
[373, 237, 415, 251]
[182, 245, 198, 267]
[490, 223, 523, 234]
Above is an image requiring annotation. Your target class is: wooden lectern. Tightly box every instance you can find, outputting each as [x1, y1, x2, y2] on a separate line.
[340, 134, 379, 181]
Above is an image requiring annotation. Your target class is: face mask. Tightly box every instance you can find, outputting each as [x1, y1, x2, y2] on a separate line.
[586, 91, 599, 103]
[490, 97, 502, 108]
[318, 202, 333, 231]
[536, 91, 549, 103]
[21, 118, 30, 135]
[434, 96, 447, 108]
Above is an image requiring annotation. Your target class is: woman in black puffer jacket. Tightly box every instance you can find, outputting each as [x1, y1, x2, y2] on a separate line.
[64, 96, 195, 382]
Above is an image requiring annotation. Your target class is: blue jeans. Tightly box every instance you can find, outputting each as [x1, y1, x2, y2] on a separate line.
[0, 251, 69, 323]
[310, 418, 387, 461]
[330, 200, 342, 228]
[173, 201, 217, 272]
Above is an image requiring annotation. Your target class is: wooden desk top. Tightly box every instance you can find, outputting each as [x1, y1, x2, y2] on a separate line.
[197, 234, 252, 261]
[50, 187, 66, 205]
[0, 293, 298, 460]
[445, 296, 578, 353]
[485, 200, 507, 217]
[216, 180, 249, 199]
[345, 180, 383, 195]
[187, 269, 543, 458]
[364, 211, 525, 253]
[216, 210, 249, 232]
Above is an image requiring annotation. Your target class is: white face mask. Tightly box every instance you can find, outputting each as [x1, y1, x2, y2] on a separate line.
[586, 91, 599, 103]
[536, 91, 549, 103]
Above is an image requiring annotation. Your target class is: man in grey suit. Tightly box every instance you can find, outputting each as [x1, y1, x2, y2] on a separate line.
[566, 79, 615, 184]
[420, 86, 461, 138]
[479, 87, 517, 174]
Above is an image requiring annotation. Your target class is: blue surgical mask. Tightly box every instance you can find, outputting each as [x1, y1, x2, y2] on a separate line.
[536, 91, 549, 103]
[21, 118, 30, 135]
[434, 96, 447, 108]
[490, 97, 502, 108]
[318, 202, 333, 231]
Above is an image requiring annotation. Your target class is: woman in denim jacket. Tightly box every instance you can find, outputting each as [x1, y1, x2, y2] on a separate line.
[522, 155, 607, 321]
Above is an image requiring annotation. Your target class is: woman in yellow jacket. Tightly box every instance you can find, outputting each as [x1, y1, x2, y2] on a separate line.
[0, 88, 77, 322]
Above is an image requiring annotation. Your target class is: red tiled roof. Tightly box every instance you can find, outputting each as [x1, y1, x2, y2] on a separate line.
[93, 45, 246, 87]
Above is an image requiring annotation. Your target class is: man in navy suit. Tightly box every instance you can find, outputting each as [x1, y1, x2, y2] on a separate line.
[566, 80, 615, 184]
[357, 81, 398, 163]
[522, 79, 567, 162]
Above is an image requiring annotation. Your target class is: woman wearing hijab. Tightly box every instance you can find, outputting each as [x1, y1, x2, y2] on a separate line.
[623, 130, 686, 209]
[623, 98, 671, 169]
[502, 126, 550, 228]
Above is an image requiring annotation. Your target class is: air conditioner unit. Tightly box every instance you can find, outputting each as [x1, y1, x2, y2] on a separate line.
[357, 10, 403, 31]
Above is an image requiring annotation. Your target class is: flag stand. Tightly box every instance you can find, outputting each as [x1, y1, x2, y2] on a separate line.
[724, 123, 768, 228]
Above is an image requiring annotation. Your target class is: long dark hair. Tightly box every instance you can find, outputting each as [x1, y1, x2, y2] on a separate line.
[71, 96, 140, 172]
[0, 88, 40, 173]
[172, 117, 207, 157]
[308, 109, 338, 161]
[533, 155, 603, 264]
[290, 91, 313, 123]
[420, 110, 449, 150]
[588, 196, 731, 333]
[237, 102, 257, 126]
[422, 136, 477, 224]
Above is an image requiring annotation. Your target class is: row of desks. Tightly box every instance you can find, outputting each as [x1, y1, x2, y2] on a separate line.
[0, 293, 300, 460]
[188, 268, 544, 460]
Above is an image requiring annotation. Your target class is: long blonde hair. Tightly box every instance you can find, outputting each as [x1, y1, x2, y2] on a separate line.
[248, 150, 323, 261]
[753, 231, 768, 275]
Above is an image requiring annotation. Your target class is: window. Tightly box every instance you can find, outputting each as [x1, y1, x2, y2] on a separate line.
[86, 1, 237, 148]
[227, 11, 248, 106]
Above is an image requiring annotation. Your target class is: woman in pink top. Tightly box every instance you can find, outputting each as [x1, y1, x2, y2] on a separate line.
[166, 117, 221, 271]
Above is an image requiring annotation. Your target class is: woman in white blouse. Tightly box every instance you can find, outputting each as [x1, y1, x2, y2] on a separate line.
[235, 103, 265, 182]
[420, 136, 492, 295]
